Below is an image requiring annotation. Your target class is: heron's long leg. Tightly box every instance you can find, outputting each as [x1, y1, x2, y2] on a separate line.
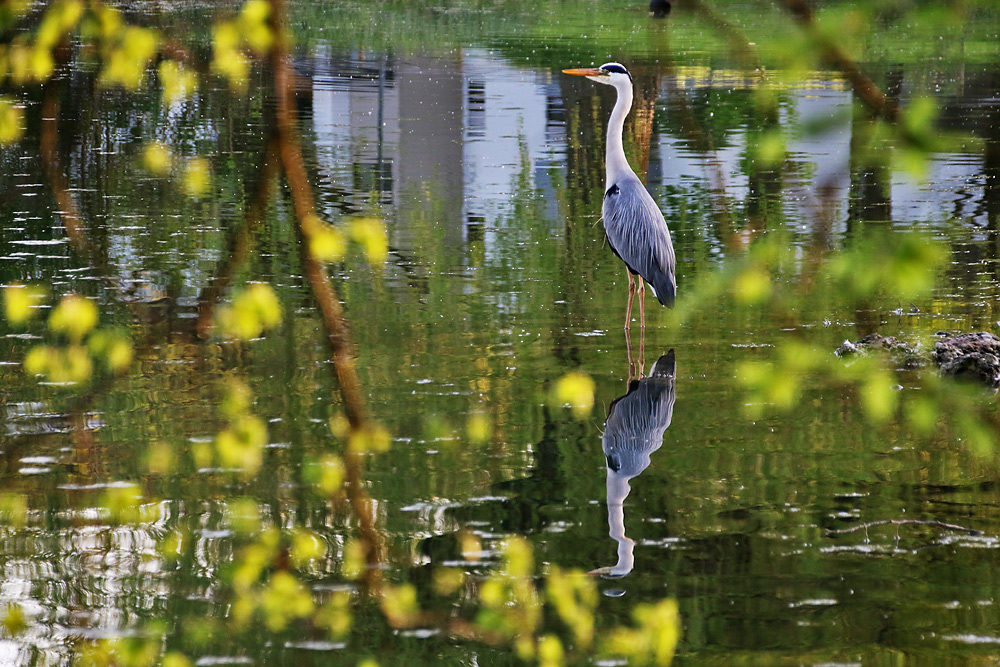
[625, 328, 637, 381]
[638, 323, 646, 375]
[637, 280, 646, 329]
[624, 271, 636, 330]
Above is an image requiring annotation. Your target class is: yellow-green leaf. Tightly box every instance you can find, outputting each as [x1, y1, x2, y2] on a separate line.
[349, 217, 389, 266]
[142, 142, 172, 175]
[159, 60, 198, 105]
[0, 97, 24, 144]
[551, 371, 595, 419]
[182, 156, 212, 197]
[3, 282, 45, 324]
[49, 294, 98, 341]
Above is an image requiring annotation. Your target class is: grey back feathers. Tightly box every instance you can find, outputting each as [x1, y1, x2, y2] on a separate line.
[603, 175, 677, 307]
[603, 351, 676, 478]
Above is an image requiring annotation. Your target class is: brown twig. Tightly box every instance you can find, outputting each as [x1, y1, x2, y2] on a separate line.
[826, 519, 983, 537]
[268, 9, 367, 428]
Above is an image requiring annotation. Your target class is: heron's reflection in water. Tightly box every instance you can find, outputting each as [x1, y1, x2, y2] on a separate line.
[592, 341, 676, 579]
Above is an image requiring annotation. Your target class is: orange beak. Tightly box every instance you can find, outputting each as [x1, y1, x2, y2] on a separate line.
[562, 67, 605, 77]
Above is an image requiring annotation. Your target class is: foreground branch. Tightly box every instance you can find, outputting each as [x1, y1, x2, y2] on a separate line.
[268, 0, 383, 594]
[268, 12, 367, 429]
[779, 0, 901, 124]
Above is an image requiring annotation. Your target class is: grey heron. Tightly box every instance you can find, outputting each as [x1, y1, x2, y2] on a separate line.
[593, 349, 676, 578]
[563, 63, 676, 329]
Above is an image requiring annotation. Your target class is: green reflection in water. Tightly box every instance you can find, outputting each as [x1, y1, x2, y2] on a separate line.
[0, 0, 1000, 665]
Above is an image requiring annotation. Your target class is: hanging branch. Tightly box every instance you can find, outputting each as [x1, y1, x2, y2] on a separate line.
[267, 0, 384, 594]
[268, 5, 367, 428]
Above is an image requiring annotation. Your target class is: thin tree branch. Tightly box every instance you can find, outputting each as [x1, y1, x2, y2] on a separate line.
[779, 0, 901, 124]
[268, 0, 383, 594]
[826, 519, 983, 537]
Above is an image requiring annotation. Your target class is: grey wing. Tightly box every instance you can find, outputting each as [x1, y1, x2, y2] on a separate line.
[603, 178, 677, 307]
[602, 354, 677, 476]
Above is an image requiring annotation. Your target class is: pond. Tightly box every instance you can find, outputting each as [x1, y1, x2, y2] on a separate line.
[1, 0, 1000, 664]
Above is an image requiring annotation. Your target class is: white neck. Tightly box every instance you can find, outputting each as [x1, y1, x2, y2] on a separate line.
[606, 470, 635, 577]
[606, 80, 634, 190]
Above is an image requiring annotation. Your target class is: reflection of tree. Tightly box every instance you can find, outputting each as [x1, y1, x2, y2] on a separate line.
[20, 0, 387, 621]
[985, 71, 1000, 242]
[196, 137, 281, 337]
[625, 64, 661, 179]
[447, 412, 583, 534]
[2, 0, 1000, 663]
[846, 68, 902, 230]
[843, 67, 901, 335]
[745, 91, 783, 229]
[561, 73, 608, 215]
[557, 72, 614, 365]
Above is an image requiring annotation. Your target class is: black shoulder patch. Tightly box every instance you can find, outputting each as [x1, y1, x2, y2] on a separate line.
[604, 184, 620, 199]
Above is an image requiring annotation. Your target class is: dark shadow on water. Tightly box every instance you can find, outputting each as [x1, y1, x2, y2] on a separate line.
[592, 342, 677, 579]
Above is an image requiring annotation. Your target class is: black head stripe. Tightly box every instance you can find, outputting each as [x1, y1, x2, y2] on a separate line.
[599, 63, 632, 81]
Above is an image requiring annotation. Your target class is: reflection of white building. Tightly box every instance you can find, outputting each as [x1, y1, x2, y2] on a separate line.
[461, 51, 556, 222]
[309, 48, 559, 255]
[655, 82, 990, 233]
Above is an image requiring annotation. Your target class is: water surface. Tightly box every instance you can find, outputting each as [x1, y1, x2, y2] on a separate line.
[2, 1, 1000, 664]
